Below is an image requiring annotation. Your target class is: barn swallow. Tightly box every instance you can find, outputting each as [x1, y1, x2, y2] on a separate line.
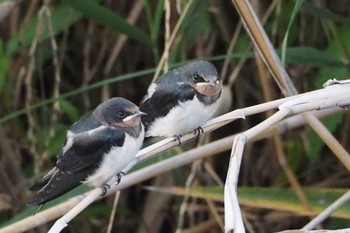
[139, 60, 222, 138]
[29, 97, 146, 206]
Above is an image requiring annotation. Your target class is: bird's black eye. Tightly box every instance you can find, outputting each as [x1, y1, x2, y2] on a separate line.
[192, 74, 203, 82]
[192, 74, 204, 83]
[117, 111, 126, 117]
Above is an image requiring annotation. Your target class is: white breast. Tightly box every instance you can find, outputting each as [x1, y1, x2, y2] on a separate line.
[146, 96, 221, 137]
[84, 128, 144, 187]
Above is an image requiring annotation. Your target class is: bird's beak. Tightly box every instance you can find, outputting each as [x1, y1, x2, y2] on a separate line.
[208, 79, 220, 87]
[122, 111, 147, 122]
[136, 111, 147, 117]
[196, 79, 220, 87]
[194, 78, 221, 96]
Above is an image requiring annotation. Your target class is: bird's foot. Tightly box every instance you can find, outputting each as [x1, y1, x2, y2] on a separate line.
[100, 183, 111, 197]
[193, 127, 204, 139]
[115, 172, 125, 184]
[100, 172, 126, 196]
[175, 135, 182, 146]
[100, 171, 126, 196]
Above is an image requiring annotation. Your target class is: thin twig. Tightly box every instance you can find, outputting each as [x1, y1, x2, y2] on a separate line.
[103, 0, 144, 75]
[205, 197, 225, 232]
[220, 21, 242, 82]
[163, 0, 171, 72]
[302, 191, 350, 230]
[106, 191, 121, 233]
[26, 2, 46, 175]
[175, 161, 198, 233]
[302, 113, 350, 171]
[152, 0, 194, 81]
[203, 160, 224, 187]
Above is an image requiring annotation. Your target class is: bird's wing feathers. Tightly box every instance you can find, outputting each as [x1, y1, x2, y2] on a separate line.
[140, 81, 195, 129]
[28, 127, 125, 205]
[29, 167, 58, 191]
[57, 127, 125, 172]
[27, 168, 88, 205]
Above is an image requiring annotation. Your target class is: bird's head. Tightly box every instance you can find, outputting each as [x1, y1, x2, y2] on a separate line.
[94, 97, 146, 128]
[181, 60, 222, 96]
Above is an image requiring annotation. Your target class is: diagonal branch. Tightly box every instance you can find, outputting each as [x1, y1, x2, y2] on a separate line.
[302, 191, 350, 230]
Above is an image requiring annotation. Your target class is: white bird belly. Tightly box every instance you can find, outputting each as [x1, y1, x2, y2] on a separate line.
[84, 131, 144, 187]
[147, 96, 221, 137]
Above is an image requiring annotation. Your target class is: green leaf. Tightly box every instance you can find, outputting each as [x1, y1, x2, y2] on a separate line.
[211, 47, 347, 68]
[0, 67, 155, 124]
[0, 40, 9, 94]
[81, 205, 112, 218]
[59, 99, 79, 122]
[315, 25, 350, 87]
[63, 0, 152, 46]
[238, 187, 350, 219]
[301, 1, 350, 24]
[156, 186, 350, 219]
[144, 0, 164, 61]
[152, 0, 164, 45]
[281, 0, 304, 65]
[285, 47, 345, 68]
[170, 0, 209, 61]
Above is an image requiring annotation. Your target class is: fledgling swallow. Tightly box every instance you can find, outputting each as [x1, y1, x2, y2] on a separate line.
[139, 60, 222, 138]
[29, 97, 146, 206]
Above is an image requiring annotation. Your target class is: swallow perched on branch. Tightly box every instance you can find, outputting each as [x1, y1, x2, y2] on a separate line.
[139, 60, 222, 138]
[29, 97, 146, 206]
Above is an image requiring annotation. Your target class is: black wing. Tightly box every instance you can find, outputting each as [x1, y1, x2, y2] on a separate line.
[139, 73, 195, 130]
[28, 127, 125, 205]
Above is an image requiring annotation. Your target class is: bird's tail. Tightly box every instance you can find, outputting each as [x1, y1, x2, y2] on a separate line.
[28, 167, 87, 206]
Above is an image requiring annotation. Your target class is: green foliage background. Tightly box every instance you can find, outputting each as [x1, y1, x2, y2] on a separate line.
[0, 0, 349, 232]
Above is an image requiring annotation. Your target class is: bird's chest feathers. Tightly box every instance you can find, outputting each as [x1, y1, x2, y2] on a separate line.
[148, 96, 220, 136]
[85, 133, 143, 187]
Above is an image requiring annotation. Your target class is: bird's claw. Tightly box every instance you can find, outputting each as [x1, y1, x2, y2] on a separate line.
[101, 184, 110, 197]
[100, 171, 125, 196]
[175, 135, 182, 146]
[193, 127, 204, 139]
[101, 172, 125, 197]
[116, 172, 125, 184]
[174, 127, 203, 145]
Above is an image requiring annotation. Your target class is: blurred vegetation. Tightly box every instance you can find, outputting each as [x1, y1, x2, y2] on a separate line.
[0, 0, 350, 232]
